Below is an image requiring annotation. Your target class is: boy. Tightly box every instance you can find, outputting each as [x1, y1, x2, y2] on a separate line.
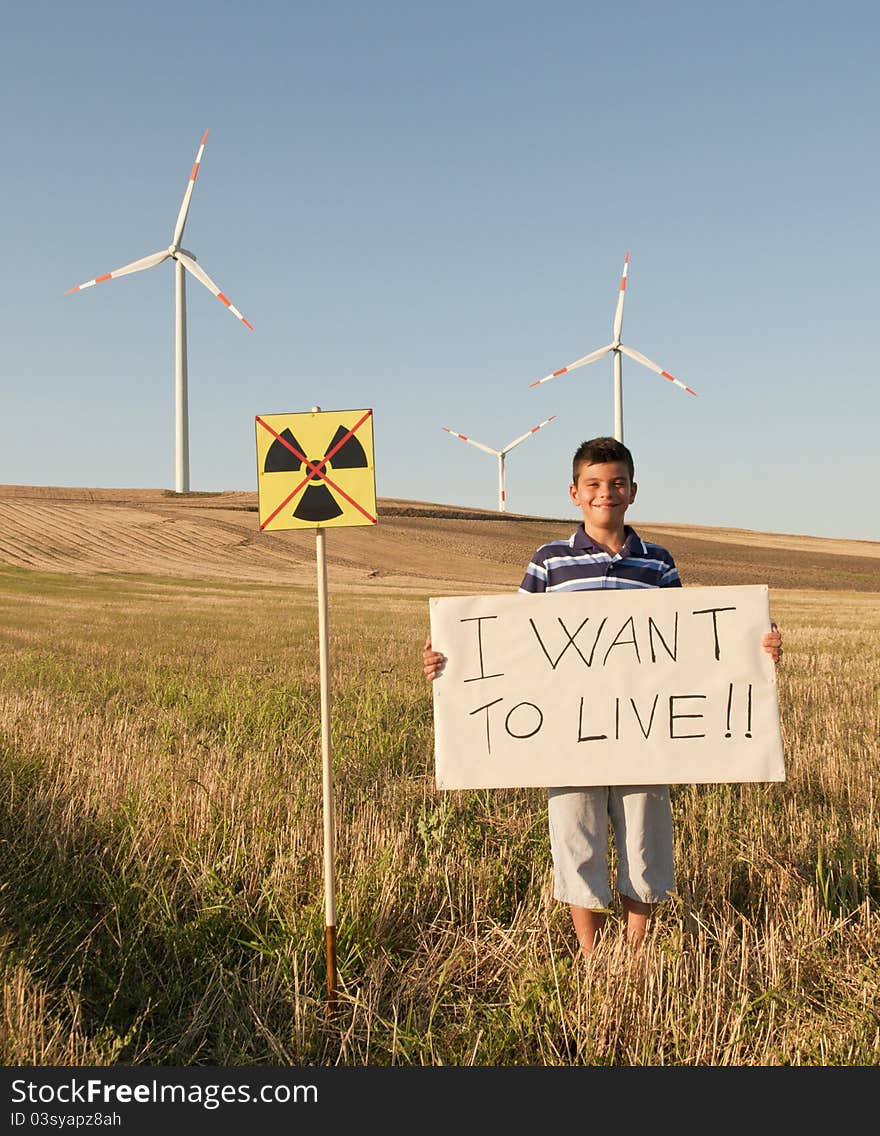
[423, 436, 783, 958]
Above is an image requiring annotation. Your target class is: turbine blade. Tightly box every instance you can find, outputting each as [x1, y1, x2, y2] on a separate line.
[176, 250, 253, 329]
[612, 250, 630, 341]
[65, 249, 169, 293]
[502, 415, 557, 454]
[529, 344, 613, 388]
[441, 427, 498, 456]
[619, 344, 698, 396]
[172, 130, 209, 248]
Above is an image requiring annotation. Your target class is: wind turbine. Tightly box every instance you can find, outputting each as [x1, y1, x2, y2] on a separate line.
[442, 416, 557, 512]
[530, 252, 696, 442]
[66, 130, 253, 493]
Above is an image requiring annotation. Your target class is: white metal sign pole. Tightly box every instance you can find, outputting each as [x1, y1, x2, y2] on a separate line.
[312, 407, 338, 1013]
[316, 525, 338, 1010]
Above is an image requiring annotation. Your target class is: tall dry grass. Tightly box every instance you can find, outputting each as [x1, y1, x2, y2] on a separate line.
[0, 566, 877, 1065]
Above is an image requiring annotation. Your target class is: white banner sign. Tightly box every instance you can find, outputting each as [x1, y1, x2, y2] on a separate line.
[429, 584, 785, 789]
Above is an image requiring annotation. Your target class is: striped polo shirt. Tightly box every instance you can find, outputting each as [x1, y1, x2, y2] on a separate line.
[519, 524, 682, 593]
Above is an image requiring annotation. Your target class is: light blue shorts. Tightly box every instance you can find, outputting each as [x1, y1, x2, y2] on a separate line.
[547, 785, 675, 910]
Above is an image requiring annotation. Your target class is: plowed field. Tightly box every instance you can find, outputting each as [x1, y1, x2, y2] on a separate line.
[0, 485, 877, 595]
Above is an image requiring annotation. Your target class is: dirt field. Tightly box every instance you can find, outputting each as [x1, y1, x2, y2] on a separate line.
[0, 485, 877, 595]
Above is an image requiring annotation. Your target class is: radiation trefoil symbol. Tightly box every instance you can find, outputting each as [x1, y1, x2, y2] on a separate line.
[255, 409, 377, 531]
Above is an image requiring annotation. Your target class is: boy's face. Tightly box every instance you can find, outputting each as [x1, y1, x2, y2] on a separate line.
[569, 460, 637, 531]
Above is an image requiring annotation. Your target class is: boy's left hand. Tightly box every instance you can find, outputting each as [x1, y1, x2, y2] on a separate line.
[762, 622, 783, 664]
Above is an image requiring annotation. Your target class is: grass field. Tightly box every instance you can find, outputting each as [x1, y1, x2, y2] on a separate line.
[0, 489, 877, 1065]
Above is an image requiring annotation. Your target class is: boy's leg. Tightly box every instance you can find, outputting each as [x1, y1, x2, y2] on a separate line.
[611, 786, 675, 948]
[569, 904, 608, 956]
[547, 787, 612, 959]
[621, 896, 654, 948]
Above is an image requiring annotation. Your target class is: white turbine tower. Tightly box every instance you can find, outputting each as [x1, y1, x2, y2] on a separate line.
[66, 130, 253, 494]
[442, 416, 557, 512]
[530, 251, 696, 442]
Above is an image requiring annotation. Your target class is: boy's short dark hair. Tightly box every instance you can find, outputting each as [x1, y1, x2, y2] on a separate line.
[572, 436, 635, 483]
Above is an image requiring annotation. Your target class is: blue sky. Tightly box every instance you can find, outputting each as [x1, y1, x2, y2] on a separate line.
[2, 1, 878, 541]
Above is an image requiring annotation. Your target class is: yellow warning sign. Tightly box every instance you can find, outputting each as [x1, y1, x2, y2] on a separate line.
[255, 408, 377, 531]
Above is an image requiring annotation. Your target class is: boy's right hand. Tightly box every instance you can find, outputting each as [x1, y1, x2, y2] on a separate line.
[423, 637, 446, 681]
